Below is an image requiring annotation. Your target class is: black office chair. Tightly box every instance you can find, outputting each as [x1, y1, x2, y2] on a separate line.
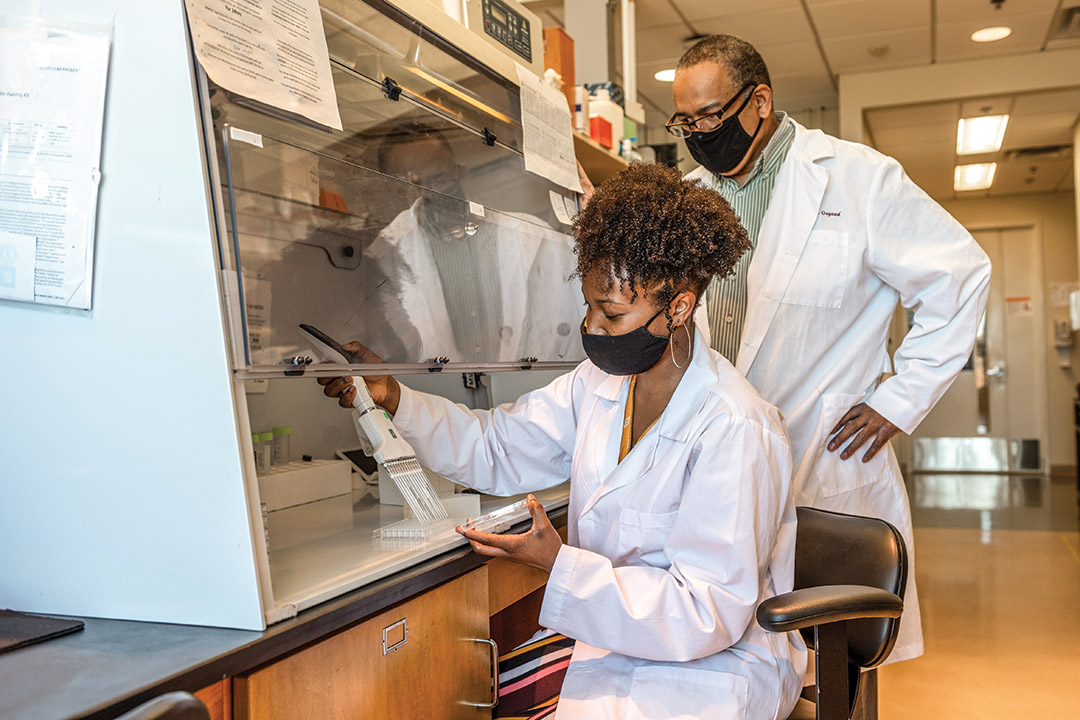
[113, 692, 211, 720]
[757, 507, 908, 720]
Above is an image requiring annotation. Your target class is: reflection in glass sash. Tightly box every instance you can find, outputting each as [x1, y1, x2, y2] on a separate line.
[222, 128, 582, 370]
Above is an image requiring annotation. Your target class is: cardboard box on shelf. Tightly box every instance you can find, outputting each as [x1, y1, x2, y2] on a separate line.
[543, 26, 574, 111]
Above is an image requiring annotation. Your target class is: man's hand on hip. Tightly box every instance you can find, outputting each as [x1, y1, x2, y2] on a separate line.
[828, 403, 901, 462]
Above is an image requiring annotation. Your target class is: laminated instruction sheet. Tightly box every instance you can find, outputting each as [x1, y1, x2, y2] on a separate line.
[515, 63, 583, 194]
[0, 16, 111, 309]
[184, 0, 343, 131]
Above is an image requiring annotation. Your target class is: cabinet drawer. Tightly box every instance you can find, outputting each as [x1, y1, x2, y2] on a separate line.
[235, 568, 492, 720]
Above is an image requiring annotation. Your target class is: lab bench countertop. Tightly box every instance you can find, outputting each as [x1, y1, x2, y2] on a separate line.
[0, 502, 568, 720]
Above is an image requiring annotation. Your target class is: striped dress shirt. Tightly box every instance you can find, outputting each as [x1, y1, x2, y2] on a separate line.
[700, 112, 796, 362]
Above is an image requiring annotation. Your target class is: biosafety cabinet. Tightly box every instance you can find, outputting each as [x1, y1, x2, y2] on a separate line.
[0, 0, 582, 631]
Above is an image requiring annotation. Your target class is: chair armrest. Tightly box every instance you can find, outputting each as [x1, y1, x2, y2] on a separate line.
[756, 585, 903, 633]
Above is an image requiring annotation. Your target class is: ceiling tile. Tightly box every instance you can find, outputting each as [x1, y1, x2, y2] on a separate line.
[807, 0, 929, 39]
[870, 124, 955, 150]
[670, 0, 803, 24]
[958, 97, 1013, 117]
[635, 22, 695, 62]
[935, 13, 1056, 62]
[865, 101, 957, 129]
[634, 1, 684, 29]
[991, 157, 1073, 196]
[1002, 113, 1079, 148]
[756, 40, 829, 76]
[821, 27, 931, 73]
[693, 6, 815, 48]
[935, 0, 1059, 25]
[1011, 86, 1080, 114]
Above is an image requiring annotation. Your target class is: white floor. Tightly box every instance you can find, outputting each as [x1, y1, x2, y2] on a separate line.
[879, 474, 1080, 719]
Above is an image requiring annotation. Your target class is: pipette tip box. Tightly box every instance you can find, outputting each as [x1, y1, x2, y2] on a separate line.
[258, 459, 351, 512]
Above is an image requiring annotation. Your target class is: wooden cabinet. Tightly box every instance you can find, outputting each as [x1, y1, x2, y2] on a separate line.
[575, 131, 629, 185]
[234, 568, 493, 720]
[195, 679, 231, 720]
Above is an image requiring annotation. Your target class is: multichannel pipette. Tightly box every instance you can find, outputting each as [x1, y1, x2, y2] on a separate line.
[298, 324, 448, 526]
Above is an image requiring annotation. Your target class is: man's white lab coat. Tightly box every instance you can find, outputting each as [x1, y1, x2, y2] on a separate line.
[367, 201, 582, 363]
[393, 331, 806, 719]
[690, 121, 992, 662]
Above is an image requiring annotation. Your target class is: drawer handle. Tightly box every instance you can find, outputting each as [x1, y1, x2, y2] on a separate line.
[382, 618, 407, 655]
[464, 637, 499, 709]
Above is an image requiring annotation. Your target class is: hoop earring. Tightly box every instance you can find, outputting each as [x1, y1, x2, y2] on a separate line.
[670, 323, 692, 369]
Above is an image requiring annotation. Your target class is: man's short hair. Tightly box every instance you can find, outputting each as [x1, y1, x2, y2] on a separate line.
[573, 163, 749, 312]
[677, 35, 772, 90]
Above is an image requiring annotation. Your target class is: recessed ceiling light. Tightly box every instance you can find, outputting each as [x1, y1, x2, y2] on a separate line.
[954, 163, 998, 191]
[654, 68, 676, 82]
[957, 115, 1009, 154]
[971, 26, 1012, 42]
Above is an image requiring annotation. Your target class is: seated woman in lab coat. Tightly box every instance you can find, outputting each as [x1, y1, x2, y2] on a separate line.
[320, 163, 806, 720]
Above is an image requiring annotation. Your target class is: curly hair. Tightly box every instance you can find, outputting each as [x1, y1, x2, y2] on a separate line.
[677, 35, 772, 90]
[573, 163, 750, 314]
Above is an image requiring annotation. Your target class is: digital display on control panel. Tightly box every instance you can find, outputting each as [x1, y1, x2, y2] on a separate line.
[482, 0, 532, 63]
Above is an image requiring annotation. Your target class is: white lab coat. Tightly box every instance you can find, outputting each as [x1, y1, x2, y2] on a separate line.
[393, 330, 806, 720]
[690, 121, 992, 662]
[366, 201, 581, 363]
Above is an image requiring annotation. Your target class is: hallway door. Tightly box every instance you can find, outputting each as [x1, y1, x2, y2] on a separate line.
[910, 226, 1048, 473]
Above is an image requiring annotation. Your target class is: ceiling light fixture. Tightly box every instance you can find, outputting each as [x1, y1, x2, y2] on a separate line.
[954, 162, 998, 191]
[971, 26, 1012, 42]
[957, 114, 1009, 154]
[653, 68, 676, 82]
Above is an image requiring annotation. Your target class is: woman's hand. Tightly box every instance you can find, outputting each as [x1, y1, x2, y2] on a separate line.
[457, 495, 562, 573]
[316, 341, 402, 415]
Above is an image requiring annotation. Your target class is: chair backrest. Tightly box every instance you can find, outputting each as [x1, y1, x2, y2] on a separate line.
[794, 506, 908, 668]
[113, 692, 211, 720]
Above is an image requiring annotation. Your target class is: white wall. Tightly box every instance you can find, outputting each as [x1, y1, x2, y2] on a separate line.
[0, 0, 265, 628]
[938, 191, 1079, 471]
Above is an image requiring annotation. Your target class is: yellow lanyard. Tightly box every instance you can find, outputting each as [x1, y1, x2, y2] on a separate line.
[619, 375, 658, 463]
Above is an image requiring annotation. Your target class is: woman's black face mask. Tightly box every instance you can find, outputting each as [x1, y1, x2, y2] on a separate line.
[580, 305, 670, 376]
[683, 85, 763, 175]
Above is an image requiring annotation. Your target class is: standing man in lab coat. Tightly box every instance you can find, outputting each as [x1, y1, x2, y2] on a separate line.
[666, 35, 992, 664]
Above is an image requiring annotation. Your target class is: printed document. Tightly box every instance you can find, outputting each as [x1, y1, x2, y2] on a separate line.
[515, 63, 583, 194]
[185, 0, 342, 130]
[0, 17, 111, 309]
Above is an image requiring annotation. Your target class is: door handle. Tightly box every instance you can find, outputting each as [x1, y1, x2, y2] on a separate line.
[463, 637, 499, 709]
[985, 363, 1006, 378]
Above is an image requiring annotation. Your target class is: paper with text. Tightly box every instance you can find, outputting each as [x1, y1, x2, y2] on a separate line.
[185, 0, 342, 131]
[0, 17, 111, 309]
[516, 63, 582, 193]
[549, 190, 571, 225]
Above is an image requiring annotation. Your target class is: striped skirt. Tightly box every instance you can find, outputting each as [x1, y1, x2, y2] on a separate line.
[494, 629, 575, 719]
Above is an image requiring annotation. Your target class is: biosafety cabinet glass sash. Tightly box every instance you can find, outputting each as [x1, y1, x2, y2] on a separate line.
[202, 0, 583, 376]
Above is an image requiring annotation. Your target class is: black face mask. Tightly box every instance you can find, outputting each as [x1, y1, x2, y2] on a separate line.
[581, 305, 670, 376]
[684, 88, 763, 176]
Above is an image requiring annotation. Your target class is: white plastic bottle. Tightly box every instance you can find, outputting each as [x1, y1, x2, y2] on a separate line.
[588, 88, 624, 149]
[272, 426, 291, 466]
[574, 86, 590, 133]
[257, 432, 273, 475]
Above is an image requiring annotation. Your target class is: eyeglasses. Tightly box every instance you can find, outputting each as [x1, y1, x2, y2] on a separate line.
[665, 82, 756, 139]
